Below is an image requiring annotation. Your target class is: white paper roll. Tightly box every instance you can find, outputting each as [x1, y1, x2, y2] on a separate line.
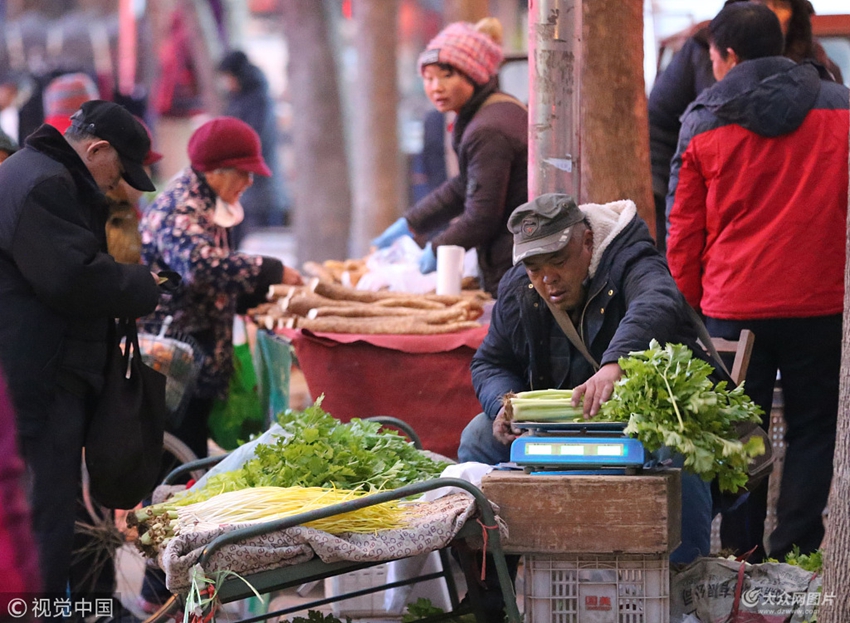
[436, 245, 465, 295]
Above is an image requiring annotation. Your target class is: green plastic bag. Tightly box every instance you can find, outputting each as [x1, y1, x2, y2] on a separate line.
[254, 330, 292, 425]
[208, 342, 265, 450]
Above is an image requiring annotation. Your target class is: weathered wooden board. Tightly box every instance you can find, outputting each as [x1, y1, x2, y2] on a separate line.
[481, 470, 681, 554]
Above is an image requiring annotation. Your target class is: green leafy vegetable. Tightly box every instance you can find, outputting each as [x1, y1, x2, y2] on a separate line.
[286, 611, 350, 623]
[402, 598, 475, 623]
[767, 546, 823, 574]
[598, 340, 764, 493]
[172, 397, 449, 505]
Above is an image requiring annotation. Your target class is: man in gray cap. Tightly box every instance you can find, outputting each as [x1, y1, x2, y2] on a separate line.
[459, 193, 714, 565]
[0, 100, 162, 594]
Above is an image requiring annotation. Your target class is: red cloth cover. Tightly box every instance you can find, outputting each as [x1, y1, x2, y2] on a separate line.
[278, 327, 488, 458]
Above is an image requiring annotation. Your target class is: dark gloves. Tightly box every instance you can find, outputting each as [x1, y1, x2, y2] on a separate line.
[157, 270, 182, 293]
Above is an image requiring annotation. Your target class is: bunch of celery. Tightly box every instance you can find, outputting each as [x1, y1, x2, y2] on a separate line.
[507, 389, 585, 422]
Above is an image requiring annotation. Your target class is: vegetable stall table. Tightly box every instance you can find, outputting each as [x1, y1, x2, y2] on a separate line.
[139, 477, 520, 623]
[276, 326, 489, 458]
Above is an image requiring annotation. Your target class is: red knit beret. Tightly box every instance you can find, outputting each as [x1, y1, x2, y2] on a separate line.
[418, 21, 503, 85]
[187, 117, 271, 177]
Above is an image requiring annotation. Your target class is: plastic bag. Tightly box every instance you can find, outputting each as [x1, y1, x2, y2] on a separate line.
[189, 423, 289, 492]
[671, 558, 822, 623]
[355, 235, 480, 293]
[254, 330, 291, 424]
[208, 342, 265, 450]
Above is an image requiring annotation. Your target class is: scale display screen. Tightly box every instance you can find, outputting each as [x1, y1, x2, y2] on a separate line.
[525, 442, 625, 457]
[511, 435, 646, 469]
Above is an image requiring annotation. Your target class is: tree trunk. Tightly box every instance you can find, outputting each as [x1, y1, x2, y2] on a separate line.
[349, 0, 400, 258]
[281, 0, 351, 264]
[443, 0, 490, 24]
[818, 107, 850, 622]
[580, 0, 654, 235]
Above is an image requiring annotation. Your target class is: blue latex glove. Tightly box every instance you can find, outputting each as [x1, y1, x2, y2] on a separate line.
[419, 242, 437, 274]
[371, 217, 412, 249]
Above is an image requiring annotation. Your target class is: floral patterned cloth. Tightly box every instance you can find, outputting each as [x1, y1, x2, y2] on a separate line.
[157, 492, 503, 592]
[139, 168, 273, 399]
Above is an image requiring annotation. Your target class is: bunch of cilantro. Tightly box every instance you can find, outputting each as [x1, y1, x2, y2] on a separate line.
[598, 340, 765, 493]
[186, 398, 449, 501]
[245, 399, 447, 489]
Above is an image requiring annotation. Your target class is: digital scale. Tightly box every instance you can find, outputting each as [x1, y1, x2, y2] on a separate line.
[509, 421, 646, 475]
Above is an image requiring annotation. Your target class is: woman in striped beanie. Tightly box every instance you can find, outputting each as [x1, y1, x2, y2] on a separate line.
[372, 18, 528, 298]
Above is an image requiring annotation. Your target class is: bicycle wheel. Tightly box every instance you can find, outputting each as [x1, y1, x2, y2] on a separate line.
[74, 432, 201, 618]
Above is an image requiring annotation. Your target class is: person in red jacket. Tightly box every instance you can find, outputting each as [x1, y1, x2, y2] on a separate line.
[666, 2, 849, 561]
[0, 369, 41, 615]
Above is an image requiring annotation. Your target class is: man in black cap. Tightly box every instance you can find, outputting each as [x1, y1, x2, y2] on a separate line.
[0, 100, 161, 595]
[459, 193, 715, 565]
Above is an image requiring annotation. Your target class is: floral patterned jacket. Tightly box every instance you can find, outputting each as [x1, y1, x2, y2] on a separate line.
[139, 167, 283, 399]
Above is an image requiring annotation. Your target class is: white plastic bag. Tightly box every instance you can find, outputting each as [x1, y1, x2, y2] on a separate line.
[357, 236, 479, 294]
[188, 423, 290, 491]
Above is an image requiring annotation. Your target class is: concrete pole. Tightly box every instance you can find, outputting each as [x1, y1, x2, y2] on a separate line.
[528, 0, 582, 200]
[528, 0, 655, 235]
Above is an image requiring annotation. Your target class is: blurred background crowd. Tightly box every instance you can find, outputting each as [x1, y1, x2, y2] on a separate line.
[0, 0, 844, 269]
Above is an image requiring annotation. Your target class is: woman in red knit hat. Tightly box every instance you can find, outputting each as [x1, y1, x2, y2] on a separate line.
[372, 18, 528, 298]
[136, 116, 302, 608]
[140, 117, 301, 461]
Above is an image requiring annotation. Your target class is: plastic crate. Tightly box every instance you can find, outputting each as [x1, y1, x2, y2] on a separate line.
[326, 564, 390, 618]
[325, 552, 452, 618]
[524, 554, 669, 623]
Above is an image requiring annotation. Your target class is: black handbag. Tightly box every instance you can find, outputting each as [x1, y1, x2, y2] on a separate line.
[84, 318, 167, 509]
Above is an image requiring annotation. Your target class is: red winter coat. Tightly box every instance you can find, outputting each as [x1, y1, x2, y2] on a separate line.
[667, 58, 849, 319]
[0, 370, 40, 607]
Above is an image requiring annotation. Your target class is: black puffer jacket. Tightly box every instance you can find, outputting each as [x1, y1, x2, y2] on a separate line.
[648, 29, 715, 200]
[222, 55, 288, 222]
[471, 200, 708, 419]
[0, 125, 160, 436]
[405, 79, 527, 296]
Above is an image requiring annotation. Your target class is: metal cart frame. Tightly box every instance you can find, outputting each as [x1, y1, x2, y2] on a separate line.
[143, 422, 519, 623]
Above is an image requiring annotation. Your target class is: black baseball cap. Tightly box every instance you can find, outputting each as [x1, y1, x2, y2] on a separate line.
[69, 100, 155, 192]
[508, 194, 585, 264]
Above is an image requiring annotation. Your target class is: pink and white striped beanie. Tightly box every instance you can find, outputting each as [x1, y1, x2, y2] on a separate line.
[418, 21, 503, 85]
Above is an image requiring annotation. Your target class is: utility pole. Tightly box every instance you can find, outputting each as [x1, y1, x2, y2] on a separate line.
[528, 0, 655, 236]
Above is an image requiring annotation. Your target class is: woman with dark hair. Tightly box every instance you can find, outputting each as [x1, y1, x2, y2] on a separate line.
[765, 0, 842, 79]
[217, 50, 290, 246]
[648, 0, 840, 251]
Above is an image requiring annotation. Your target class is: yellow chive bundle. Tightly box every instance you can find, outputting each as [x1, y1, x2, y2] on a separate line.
[175, 486, 408, 535]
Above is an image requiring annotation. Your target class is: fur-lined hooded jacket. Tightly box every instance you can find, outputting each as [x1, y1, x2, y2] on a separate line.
[471, 199, 706, 419]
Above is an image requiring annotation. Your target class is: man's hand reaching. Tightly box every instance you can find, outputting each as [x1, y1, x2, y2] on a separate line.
[571, 362, 623, 418]
[492, 405, 521, 446]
